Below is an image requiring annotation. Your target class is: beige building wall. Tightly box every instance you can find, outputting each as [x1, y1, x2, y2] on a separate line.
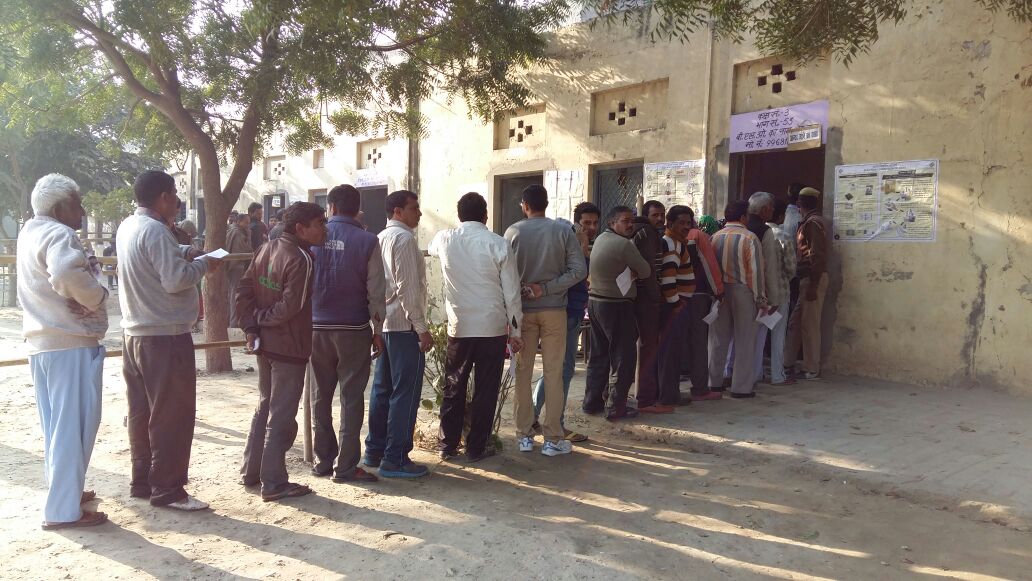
[416, 0, 1032, 393]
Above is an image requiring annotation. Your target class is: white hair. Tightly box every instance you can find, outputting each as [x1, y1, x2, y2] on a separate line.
[748, 191, 774, 214]
[31, 173, 80, 216]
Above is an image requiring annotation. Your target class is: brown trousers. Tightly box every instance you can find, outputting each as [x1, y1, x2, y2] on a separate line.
[123, 334, 196, 506]
[786, 273, 829, 374]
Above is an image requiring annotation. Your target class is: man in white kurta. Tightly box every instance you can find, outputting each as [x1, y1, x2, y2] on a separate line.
[17, 174, 110, 530]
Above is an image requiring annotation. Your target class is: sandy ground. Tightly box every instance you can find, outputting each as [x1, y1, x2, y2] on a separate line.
[0, 299, 1030, 580]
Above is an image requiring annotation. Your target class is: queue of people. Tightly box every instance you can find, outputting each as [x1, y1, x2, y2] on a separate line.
[19, 170, 828, 529]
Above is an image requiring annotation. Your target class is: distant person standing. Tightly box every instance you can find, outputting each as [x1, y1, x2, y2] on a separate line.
[429, 192, 524, 463]
[269, 210, 286, 241]
[117, 170, 222, 510]
[102, 241, 117, 290]
[656, 205, 723, 407]
[225, 212, 252, 326]
[786, 187, 829, 380]
[746, 192, 786, 383]
[309, 185, 385, 483]
[708, 200, 766, 399]
[19, 174, 110, 530]
[248, 202, 268, 249]
[237, 202, 327, 501]
[630, 200, 665, 413]
[505, 185, 586, 456]
[531, 202, 598, 444]
[765, 199, 797, 385]
[365, 190, 432, 478]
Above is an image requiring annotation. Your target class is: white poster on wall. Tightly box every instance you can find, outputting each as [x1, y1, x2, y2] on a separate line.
[643, 159, 706, 217]
[543, 169, 585, 221]
[833, 159, 939, 242]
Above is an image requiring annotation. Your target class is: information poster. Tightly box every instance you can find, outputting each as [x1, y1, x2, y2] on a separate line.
[643, 159, 705, 217]
[833, 159, 939, 242]
[543, 169, 585, 221]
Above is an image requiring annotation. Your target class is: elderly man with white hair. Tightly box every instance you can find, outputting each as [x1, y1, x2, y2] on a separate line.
[746, 191, 791, 387]
[17, 173, 110, 530]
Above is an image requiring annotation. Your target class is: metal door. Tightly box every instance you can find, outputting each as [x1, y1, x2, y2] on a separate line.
[594, 164, 643, 218]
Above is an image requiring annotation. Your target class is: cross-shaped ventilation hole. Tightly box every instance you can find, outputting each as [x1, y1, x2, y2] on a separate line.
[756, 63, 796, 94]
[508, 119, 534, 143]
[366, 147, 383, 166]
[272, 161, 287, 178]
[177, 178, 187, 192]
[607, 101, 638, 126]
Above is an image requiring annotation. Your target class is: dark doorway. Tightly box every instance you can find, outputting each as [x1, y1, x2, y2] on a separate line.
[729, 147, 826, 205]
[495, 173, 543, 235]
[359, 186, 388, 235]
[197, 199, 206, 237]
[594, 162, 643, 219]
[263, 193, 286, 224]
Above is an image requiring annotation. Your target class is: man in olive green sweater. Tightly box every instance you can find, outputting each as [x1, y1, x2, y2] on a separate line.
[583, 205, 651, 420]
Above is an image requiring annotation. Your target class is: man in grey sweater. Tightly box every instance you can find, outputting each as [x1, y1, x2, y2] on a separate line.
[117, 170, 222, 511]
[504, 185, 586, 457]
[584, 206, 651, 420]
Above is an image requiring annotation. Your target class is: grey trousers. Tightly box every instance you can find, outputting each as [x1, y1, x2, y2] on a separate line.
[227, 267, 244, 327]
[708, 283, 760, 395]
[310, 328, 372, 477]
[241, 355, 307, 494]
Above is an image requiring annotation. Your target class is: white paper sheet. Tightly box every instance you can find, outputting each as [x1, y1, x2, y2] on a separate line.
[756, 309, 783, 330]
[616, 267, 633, 297]
[200, 248, 229, 259]
[702, 300, 721, 325]
[507, 349, 518, 378]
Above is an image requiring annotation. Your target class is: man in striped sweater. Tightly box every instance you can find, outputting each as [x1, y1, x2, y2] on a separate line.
[708, 201, 767, 398]
[655, 205, 724, 410]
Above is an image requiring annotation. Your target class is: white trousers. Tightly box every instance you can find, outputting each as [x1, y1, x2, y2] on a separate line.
[30, 346, 105, 523]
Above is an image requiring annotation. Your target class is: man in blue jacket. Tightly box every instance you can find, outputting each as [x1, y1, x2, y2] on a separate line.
[309, 185, 386, 483]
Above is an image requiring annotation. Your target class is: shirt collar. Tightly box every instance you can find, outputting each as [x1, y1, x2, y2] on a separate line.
[458, 221, 488, 231]
[386, 219, 413, 233]
[135, 207, 166, 223]
[329, 215, 363, 228]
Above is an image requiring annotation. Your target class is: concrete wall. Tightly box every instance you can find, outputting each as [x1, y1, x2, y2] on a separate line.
[414, 0, 1032, 393]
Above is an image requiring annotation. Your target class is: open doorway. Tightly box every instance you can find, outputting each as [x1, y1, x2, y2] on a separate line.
[358, 186, 388, 235]
[495, 173, 542, 235]
[729, 147, 825, 205]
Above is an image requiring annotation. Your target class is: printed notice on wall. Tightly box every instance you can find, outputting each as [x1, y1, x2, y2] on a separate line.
[544, 169, 585, 222]
[643, 159, 705, 217]
[833, 159, 938, 242]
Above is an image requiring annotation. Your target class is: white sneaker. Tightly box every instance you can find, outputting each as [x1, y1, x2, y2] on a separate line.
[541, 439, 572, 457]
[518, 436, 534, 452]
[165, 495, 210, 511]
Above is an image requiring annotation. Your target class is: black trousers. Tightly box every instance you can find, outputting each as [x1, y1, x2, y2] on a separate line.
[123, 334, 196, 506]
[659, 295, 713, 404]
[438, 335, 507, 457]
[584, 299, 638, 412]
[634, 295, 662, 408]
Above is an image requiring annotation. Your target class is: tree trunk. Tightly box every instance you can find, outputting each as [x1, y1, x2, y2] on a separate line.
[199, 162, 233, 372]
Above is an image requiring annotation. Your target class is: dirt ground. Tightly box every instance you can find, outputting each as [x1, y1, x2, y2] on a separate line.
[0, 301, 1030, 580]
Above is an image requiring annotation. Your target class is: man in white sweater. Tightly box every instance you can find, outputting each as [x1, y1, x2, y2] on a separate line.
[117, 170, 222, 511]
[18, 174, 110, 530]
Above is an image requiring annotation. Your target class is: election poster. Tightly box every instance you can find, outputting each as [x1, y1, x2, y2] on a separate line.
[643, 159, 705, 217]
[833, 159, 938, 242]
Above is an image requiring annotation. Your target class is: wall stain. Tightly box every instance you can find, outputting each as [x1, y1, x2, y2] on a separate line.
[866, 266, 914, 282]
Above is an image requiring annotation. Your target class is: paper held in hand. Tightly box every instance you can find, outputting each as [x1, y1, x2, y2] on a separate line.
[756, 309, 783, 330]
[616, 267, 634, 297]
[198, 248, 229, 260]
[702, 300, 721, 325]
[507, 349, 518, 378]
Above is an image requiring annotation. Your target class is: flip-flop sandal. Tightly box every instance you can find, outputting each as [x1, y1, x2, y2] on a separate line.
[565, 431, 588, 443]
[332, 468, 378, 483]
[80, 490, 97, 504]
[42, 510, 107, 530]
[262, 483, 312, 502]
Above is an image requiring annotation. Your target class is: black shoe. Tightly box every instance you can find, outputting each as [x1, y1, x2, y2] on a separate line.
[466, 448, 497, 464]
[730, 392, 756, 399]
[606, 406, 640, 421]
[439, 448, 459, 461]
[311, 466, 332, 477]
[129, 487, 151, 499]
[582, 407, 604, 416]
[361, 456, 382, 468]
[710, 385, 727, 393]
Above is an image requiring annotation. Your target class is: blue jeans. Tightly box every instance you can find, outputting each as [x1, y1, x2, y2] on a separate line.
[365, 331, 426, 467]
[533, 314, 580, 429]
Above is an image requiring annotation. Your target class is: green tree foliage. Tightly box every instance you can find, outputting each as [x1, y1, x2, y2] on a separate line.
[583, 0, 1032, 65]
[0, 0, 567, 370]
[82, 186, 136, 236]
